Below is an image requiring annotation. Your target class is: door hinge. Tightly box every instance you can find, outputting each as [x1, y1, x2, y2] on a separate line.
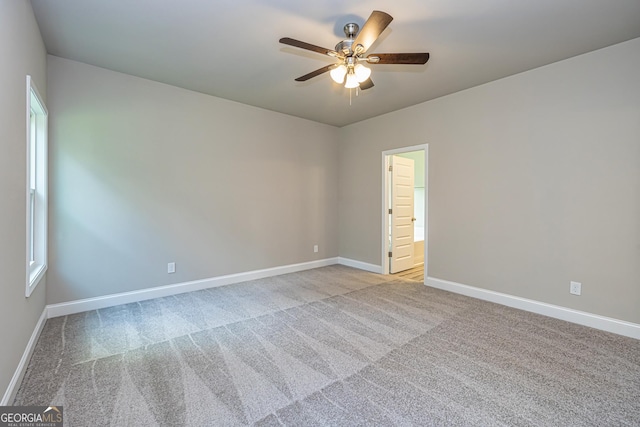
[388, 165, 393, 172]
[388, 208, 392, 214]
[388, 251, 392, 258]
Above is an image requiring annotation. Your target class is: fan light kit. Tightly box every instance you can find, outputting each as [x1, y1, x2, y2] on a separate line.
[280, 11, 430, 92]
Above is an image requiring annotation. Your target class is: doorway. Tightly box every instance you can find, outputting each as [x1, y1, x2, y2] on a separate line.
[382, 144, 428, 282]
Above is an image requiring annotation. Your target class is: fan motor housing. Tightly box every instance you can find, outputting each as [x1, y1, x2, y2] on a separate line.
[335, 39, 355, 55]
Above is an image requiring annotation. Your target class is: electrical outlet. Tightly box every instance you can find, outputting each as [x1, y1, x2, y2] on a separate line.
[168, 262, 176, 274]
[313, 245, 319, 253]
[570, 281, 581, 296]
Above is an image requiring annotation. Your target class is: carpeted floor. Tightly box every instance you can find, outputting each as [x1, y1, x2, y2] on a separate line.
[14, 265, 640, 426]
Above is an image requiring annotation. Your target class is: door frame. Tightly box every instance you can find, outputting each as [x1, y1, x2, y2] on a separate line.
[381, 144, 429, 282]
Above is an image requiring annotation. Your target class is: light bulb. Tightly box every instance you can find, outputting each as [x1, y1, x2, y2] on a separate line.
[354, 64, 371, 83]
[344, 72, 359, 88]
[330, 65, 347, 84]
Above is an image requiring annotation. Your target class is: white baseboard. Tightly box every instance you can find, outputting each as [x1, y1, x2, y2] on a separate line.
[426, 277, 640, 340]
[338, 257, 383, 274]
[47, 258, 340, 318]
[1, 308, 47, 405]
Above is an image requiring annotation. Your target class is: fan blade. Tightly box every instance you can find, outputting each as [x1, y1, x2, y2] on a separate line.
[294, 65, 334, 82]
[368, 53, 430, 64]
[352, 11, 393, 53]
[359, 78, 374, 90]
[279, 37, 337, 56]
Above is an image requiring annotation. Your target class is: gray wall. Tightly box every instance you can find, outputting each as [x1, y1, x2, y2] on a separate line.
[46, 56, 339, 304]
[339, 38, 640, 324]
[0, 0, 47, 399]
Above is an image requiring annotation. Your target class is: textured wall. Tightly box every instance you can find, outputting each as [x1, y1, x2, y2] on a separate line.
[0, 0, 47, 400]
[46, 56, 339, 304]
[339, 38, 640, 324]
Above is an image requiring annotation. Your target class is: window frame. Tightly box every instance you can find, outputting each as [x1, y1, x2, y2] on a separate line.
[26, 75, 48, 297]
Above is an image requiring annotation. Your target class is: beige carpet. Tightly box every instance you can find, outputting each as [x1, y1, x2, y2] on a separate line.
[14, 265, 640, 426]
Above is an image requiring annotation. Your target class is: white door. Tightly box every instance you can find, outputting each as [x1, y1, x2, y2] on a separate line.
[389, 155, 415, 273]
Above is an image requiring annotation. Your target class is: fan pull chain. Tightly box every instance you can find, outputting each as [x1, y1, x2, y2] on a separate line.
[348, 86, 361, 106]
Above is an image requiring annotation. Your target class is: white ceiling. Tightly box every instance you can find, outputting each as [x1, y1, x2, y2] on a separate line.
[31, 0, 640, 127]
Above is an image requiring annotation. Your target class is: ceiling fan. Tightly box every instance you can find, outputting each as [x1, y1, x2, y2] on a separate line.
[279, 10, 430, 90]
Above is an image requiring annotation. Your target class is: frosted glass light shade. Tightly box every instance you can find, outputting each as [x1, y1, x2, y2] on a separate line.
[344, 72, 359, 88]
[330, 65, 347, 84]
[354, 64, 371, 82]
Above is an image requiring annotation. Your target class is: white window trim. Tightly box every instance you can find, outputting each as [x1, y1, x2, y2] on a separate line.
[26, 75, 48, 297]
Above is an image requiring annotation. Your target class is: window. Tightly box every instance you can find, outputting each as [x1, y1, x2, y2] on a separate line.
[26, 75, 47, 297]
